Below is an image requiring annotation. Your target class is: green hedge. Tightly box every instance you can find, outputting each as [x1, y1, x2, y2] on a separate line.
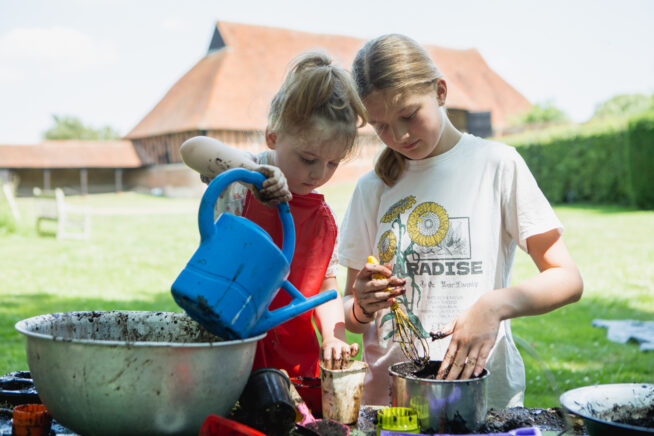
[503, 113, 654, 209]
[627, 113, 654, 209]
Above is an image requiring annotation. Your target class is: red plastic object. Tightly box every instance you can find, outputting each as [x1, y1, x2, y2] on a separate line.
[12, 403, 52, 436]
[291, 376, 322, 417]
[198, 415, 266, 436]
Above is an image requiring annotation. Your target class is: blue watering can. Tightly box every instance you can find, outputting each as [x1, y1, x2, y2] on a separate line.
[171, 168, 337, 340]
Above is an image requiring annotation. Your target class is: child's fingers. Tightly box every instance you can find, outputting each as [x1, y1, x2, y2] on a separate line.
[460, 350, 479, 381]
[260, 181, 292, 201]
[366, 275, 405, 293]
[430, 319, 455, 341]
[262, 188, 292, 203]
[388, 276, 406, 287]
[260, 178, 286, 192]
[339, 348, 350, 368]
[358, 282, 404, 302]
[364, 262, 393, 279]
[259, 179, 285, 193]
[258, 192, 291, 206]
[256, 184, 292, 206]
[371, 287, 405, 301]
[363, 263, 405, 292]
[361, 284, 405, 304]
[321, 346, 335, 370]
[322, 342, 359, 369]
[437, 342, 459, 380]
[357, 294, 400, 317]
[473, 344, 492, 378]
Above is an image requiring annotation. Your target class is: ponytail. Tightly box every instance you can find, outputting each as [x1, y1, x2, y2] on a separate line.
[268, 51, 367, 157]
[375, 148, 406, 187]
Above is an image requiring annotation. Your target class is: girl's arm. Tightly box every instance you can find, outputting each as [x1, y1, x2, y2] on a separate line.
[179, 136, 291, 206]
[314, 277, 359, 369]
[438, 229, 583, 380]
[343, 265, 406, 334]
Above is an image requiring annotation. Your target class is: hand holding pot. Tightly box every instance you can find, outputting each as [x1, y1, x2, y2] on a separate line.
[321, 338, 359, 370]
[437, 293, 501, 380]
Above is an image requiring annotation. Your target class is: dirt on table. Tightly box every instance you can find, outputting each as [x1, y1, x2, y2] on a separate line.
[480, 407, 584, 434]
[357, 405, 583, 435]
[303, 419, 349, 435]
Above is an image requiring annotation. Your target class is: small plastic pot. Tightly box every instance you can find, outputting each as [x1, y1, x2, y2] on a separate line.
[239, 368, 296, 435]
[12, 403, 52, 436]
[320, 360, 368, 424]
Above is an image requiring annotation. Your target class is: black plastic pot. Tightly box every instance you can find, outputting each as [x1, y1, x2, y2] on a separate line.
[0, 372, 40, 406]
[239, 368, 296, 436]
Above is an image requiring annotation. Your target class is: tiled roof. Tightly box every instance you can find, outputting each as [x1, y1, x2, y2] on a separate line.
[0, 140, 142, 169]
[126, 21, 530, 139]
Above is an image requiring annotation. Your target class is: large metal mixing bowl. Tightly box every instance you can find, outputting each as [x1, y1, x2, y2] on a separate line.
[15, 311, 264, 436]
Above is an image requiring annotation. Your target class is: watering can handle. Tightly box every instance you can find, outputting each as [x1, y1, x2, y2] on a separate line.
[198, 168, 295, 263]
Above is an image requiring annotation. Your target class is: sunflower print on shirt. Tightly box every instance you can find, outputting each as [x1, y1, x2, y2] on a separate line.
[377, 197, 451, 340]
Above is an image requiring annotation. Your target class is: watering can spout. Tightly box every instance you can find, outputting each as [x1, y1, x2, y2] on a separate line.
[251, 282, 338, 337]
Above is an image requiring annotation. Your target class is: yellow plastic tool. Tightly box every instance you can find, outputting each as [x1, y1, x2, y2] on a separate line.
[368, 256, 430, 366]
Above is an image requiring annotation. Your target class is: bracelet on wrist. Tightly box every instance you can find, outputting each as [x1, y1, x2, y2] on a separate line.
[352, 303, 371, 324]
[358, 301, 375, 319]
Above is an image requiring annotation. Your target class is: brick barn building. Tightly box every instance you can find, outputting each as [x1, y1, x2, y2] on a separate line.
[0, 21, 530, 196]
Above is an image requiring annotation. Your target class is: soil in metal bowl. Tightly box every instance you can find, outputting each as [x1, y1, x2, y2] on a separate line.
[393, 360, 487, 380]
[20, 311, 224, 343]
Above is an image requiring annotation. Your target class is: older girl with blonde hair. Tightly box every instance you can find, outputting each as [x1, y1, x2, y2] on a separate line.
[339, 34, 583, 408]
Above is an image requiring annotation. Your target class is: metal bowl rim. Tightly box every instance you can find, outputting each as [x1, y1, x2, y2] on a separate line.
[388, 360, 491, 383]
[559, 383, 654, 434]
[15, 310, 266, 348]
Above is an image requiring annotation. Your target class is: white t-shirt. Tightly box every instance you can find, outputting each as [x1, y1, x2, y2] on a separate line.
[215, 150, 339, 278]
[338, 133, 562, 409]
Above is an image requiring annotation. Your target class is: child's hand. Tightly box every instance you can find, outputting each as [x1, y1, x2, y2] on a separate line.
[353, 262, 406, 321]
[436, 294, 501, 381]
[321, 339, 360, 370]
[252, 164, 292, 207]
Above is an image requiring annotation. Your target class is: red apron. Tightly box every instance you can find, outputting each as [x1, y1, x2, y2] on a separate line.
[243, 190, 337, 415]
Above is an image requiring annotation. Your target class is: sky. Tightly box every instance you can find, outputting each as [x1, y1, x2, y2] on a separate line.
[0, 0, 652, 144]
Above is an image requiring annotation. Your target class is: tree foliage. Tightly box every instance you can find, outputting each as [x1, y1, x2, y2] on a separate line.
[43, 115, 121, 140]
[592, 93, 654, 119]
[510, 101, 570, 125]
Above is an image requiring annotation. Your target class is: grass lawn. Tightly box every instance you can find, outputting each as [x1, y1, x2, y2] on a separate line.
[1, 184, 652, 408]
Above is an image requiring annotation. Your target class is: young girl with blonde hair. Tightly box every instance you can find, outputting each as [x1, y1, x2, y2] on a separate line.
[338, 34, 583, 408]
[180, 51, 366, 414]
